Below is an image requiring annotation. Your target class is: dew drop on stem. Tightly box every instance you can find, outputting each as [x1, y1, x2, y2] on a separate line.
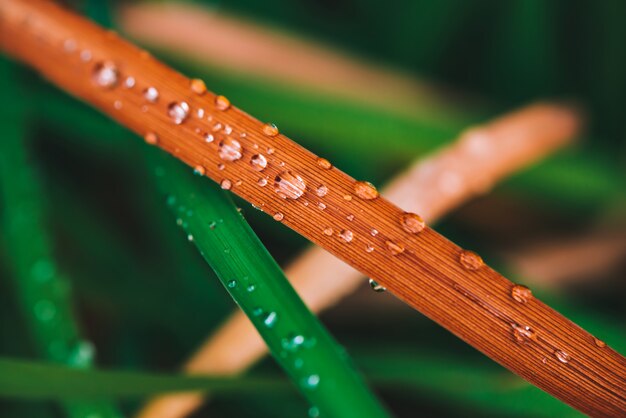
[459, 250, 483, 271]
[218, 138, 243, 161]
[190, 78, 207, 95]
[316, 185, 328, 197]
[339, 230, 353, 242]
[144, 86, 159, 102]
[92, 61, 118, 88]
[144, 132, 158, 145]
[215, 95, 231, 111]
[220, 179, 232, 190]
[263, 123, 279, 137]
[193, 165, 205, 176]
[275, 171, 306, 199]
[554, 350, 570, 364]
[316, 157, 332, 169]
[354, 181, 379, 200]
[386, 240, 405, 255]
[250, 154, 267, 171]
[369, 279, 386, 292]
[400, 212, 425, 234]
[273, 212, 284, 221]
[323, 227, 334, 236]
[168, 101, 190, 124]
[511, 284, 532, 304]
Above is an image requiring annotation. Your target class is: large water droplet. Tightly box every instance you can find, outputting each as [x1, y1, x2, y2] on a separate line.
[511, 284, 532, 304]
[386, 240, 405, 255]
[190, 78, 207, 95]
[316, 185, 328, 197]
[144, 132, 158, 145]
[369, 279, 386, 292]
[275, 171, 306, 199]
[594, 338, 606, 348]
[316, 158, 332, 169]
[400, 212, 425, 234]
[250, 154, 267, 171]
[168, 101, 190, 124]
[354, 181, 379, 200]
[459, 250, 483, 271]
[92, 61, 118, 88]
[263, 123, 279, 137]
[339, 230, 353, 242]
[144, 86, 159, 102]
[215, 95, 231, 111]
[554, 350, 570, 364]
[218, 138, 243, 161]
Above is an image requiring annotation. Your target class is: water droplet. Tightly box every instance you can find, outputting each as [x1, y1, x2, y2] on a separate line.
[316, 185, 328, 197]
[346, 214, 354, 221]
[250, 154, 267, 171]
[247, 284, 256, 292]
[511, 285, 532, 304]
[144, 132, 158, 145]
[554, 350, 570, 364]
[215, 95, 231, 111]
[263, 123, 279, 137]
[267, 147, 275, 155]
[303, 374, 320, 389]
[80, 49, 92, 62]
[354, 181, 379, 200]
[317, 202, 326, 210]
[369, 279, 386, 292]
[220, 179, 232, 190]
[594, 338, 606, 348]
[92, 61, 118, 88]
[317, 158, 332, 169]
[193, 165, 205, 176]
[459, 250, 483, 271]
[187, 234, 194, 242]
[258, 178, 268, 186]
[217, 163, 225, 170]
[371, 229, 379, 236]
[309, 406, 320, 418]
[124, 76, 135, 88]
[273, 212, 284, 221]
[63, 38, 76, 52]
[512, 324, 536, 345]
[190, 78, 206, 95]
[339, 230, 353, 242]
[168, 101, 190, 124]
[205, 133, 214, 143]
[263, 312, 278, 328]
[386, 240, 405, 255]
[144, 86, 159, 102]
[365, 244, 375, 253]
[400, 212, 425, 234]
[223, 125, 233, 135]
[323, 227, 334, 236]
[113, 100, 122, 110]
[196, 108, 205, 118]
[235, 179, 243, 186]
[218, 138, 243, 161]
[275, 171, 306, 199]
[227, 280, 237, 288]
[343, 194, 353, 201]
[68, 340, 95, 368]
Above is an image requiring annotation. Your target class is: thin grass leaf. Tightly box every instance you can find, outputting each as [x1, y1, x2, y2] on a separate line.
[149, 150, 390, 418]
[0, 60, 123, 418]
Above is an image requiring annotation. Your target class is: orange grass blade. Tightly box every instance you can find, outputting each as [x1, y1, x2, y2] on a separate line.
[1, 1, 624, 416]
[137, 103, 583, 418]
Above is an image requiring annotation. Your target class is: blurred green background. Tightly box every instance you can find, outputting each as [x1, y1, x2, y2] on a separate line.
[1, 0, 624, 417]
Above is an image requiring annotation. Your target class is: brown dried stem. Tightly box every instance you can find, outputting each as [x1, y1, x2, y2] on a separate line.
[2, 1, 624, 416]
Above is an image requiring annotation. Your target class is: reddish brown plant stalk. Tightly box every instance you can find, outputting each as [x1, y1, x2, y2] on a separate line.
[138, 103, 583, 418]
[1, 1, 624, 416]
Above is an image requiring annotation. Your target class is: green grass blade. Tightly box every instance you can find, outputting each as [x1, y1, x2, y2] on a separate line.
[149, 150, 390, 418]
[0, 60, 124, 418]
[0, 357, 286, 400]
